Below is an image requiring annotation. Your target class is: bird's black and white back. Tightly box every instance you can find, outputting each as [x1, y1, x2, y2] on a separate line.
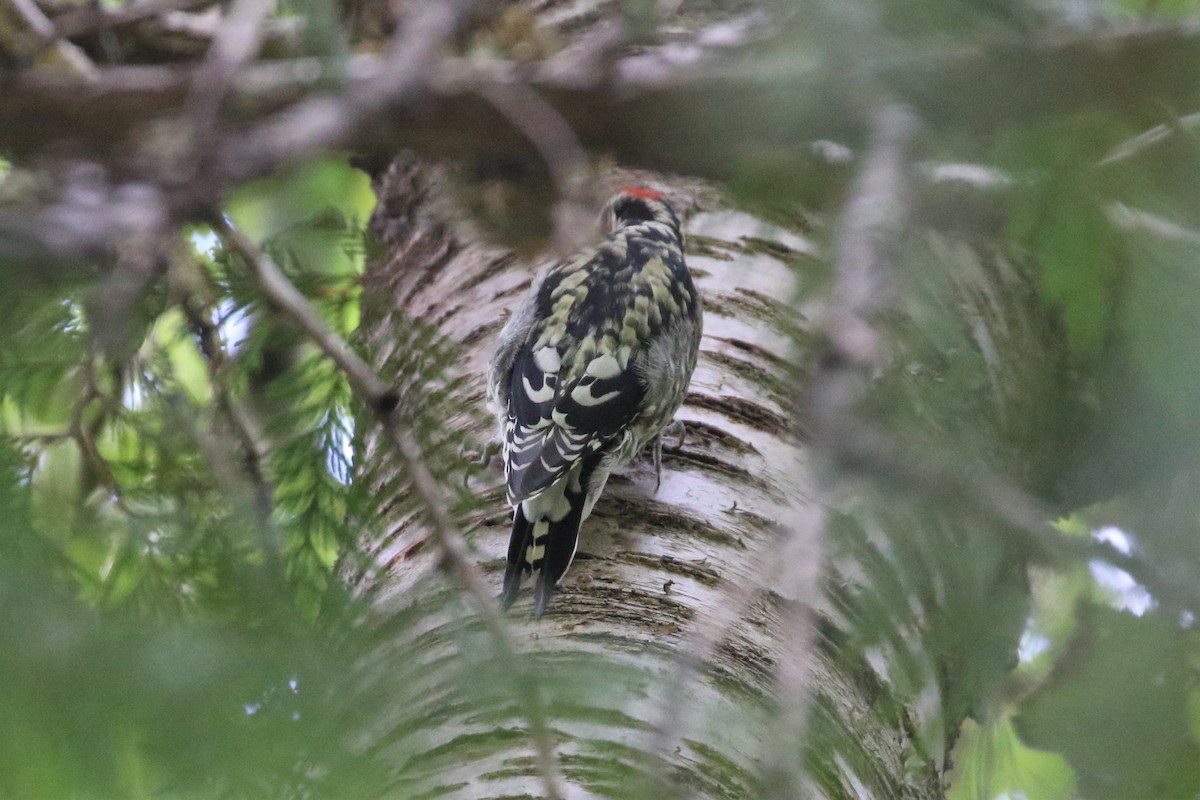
[487, 187, 703, 616]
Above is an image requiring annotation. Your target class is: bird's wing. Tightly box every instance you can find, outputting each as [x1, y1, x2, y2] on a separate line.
[504, 336, 645, 504]
[502, 228, 695, 505]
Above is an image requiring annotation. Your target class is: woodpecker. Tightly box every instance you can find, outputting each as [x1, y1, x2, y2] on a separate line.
[487, 186, 703, 617]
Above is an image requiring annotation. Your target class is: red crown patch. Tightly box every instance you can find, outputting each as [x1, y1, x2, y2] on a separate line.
[620, 186, 665, 201]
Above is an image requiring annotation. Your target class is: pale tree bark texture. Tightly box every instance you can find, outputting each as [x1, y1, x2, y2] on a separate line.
[4, 0, 1200, 796]
[348, 154, 944, 799]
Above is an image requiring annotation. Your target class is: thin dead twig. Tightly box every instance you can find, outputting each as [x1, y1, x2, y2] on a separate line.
[67, 346, 131, 513]
[185, 0, 276, 148]
[7, 15, 1200, 202]
[10, 0, 57, 42]
[1107, 202, 1200, 250]
[213, 216, 567, 800]
[809, 105, 918, 462]
[7, 0, 99, 78]
[50, 0, 219, 40]
[1099, 109, 1200, 167]
[825, 105, 919, 368]
[231, 0, 482, 179]
[172, 253, 275, 533]
[211, 217, 390, 404]
[773, 103, 918, 798]
[477, 80, 595, 255]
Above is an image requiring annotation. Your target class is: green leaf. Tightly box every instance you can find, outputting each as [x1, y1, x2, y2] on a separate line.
[1120, 228, 1200, 419]
[947, 716, 1077, 800]
[226, 157, 375, 249]
[30, 440, 81, 541]
[1029, 199, 1121, 362]
[998, 114, 1135, 365]
[148, 309, 213, 405]
[1015, 605, 1200, 799]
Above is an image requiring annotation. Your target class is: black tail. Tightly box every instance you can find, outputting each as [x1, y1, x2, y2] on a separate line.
[501, 505, 533, 610]
[501, 457, 598, 616]
[532, 499, 585, 618]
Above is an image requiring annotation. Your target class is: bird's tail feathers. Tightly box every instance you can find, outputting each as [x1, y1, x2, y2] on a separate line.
[501, 505, 533, 610]
[501, 468, 591, 617]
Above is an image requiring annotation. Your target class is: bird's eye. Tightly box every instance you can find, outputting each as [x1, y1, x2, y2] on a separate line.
[616, 199, 653, 223]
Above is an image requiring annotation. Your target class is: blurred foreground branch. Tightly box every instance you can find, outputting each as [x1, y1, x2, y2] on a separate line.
[2, 16, 1200, 191]
[212, 216, 567, 800]
[810, 105, 1200, 618]
[47, 0, 220, 40]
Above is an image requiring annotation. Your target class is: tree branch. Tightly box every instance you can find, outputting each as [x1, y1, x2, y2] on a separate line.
[476, 80, 595, 255]
[811, 104, 918, 428]
[3, 17, 1200, 191]
[212, 216, 567, 800]
[185, 0, 275, 154]
[10, 0, 57, 43]
[223, 0, 484, 182]
[173, 253, 275, 535]
[211, 218, 392, 405]
[826, 105, 919, 365]
[6, 0, 99, 78]
[734, 108, 921, 800]
[49, 0, 220, 40]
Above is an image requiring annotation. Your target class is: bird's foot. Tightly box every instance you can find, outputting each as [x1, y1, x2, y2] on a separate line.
[650, 420, 688, 492]
[460, 440, 502, 487]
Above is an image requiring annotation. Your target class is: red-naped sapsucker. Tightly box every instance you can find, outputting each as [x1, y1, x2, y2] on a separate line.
[487, 187, 703, 616]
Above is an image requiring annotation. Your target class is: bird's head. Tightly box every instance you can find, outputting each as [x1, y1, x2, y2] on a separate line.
[601, 186, 682, 238]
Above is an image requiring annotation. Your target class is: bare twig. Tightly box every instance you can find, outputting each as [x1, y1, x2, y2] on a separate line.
[809, 104, 918, 470]
[1107, 201, 1200, 250]
[185, 0, 276, 154]
[1099, 108, 1200, 167]
[50, 0, 219, 40]
[67, 346, 131, 513]
[7, 0, 99, 78]
[0, 50, 379, 99]
[3, 15, 1200, 199]
[173, 253, 274, 531]
[211, 217, 391, 404]
[230, 0, 482, 178]
[825, 105, 919, 367]
[10, 0, 57, 42]
[213, 216, 567, 800]
[776, 103, 918, 797]
[477, 81, 595, 254]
